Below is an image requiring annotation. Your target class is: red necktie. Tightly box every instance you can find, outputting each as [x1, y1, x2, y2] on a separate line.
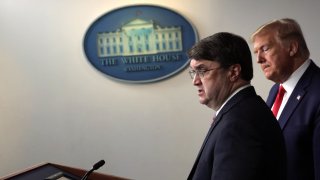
[272, 85, 286, 117]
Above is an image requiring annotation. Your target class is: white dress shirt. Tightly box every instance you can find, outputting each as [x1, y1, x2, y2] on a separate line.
[275, 59, 311, 119]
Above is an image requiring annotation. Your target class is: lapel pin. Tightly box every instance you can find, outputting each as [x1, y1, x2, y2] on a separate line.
[297, 95, 301, 100]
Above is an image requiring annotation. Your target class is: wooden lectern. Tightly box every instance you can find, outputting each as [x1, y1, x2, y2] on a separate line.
[1, 162, 130, 180]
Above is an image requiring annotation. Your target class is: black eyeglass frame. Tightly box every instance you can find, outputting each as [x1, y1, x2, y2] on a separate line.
[188, 67, 221, 79]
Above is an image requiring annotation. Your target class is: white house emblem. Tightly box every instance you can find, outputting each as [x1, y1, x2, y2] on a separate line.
[83, 5, 198, 83]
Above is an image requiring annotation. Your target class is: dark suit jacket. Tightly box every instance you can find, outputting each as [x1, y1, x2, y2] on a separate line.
[188, 86, 286, 180]
[266, 60, 320, 180]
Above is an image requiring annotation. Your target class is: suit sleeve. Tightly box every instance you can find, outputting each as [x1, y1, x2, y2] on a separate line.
[314, 107, 320, 180]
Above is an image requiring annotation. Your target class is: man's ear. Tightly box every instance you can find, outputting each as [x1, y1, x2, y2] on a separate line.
[289, 40, 298, 56]
[228, 64, 241, 81]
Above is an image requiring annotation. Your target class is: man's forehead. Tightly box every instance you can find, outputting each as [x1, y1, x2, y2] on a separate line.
[190, 59, 218, 68]
[253, 31, 276, 43]
[253, 35, 275, 49]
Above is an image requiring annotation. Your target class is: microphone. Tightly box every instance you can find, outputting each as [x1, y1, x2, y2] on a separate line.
[80, 160, 105, 180]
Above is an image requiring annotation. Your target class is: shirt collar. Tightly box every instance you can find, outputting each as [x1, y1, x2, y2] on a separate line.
[216, 84, 251, 116]
[282, 59, 310, 95]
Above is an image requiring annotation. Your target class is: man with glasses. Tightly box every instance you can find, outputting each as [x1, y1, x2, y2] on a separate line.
[187, 32, 286, 180]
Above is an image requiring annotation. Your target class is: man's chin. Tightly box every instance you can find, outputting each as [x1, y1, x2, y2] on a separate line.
[199, 98, 208, 105]
[264, 71, 275, 81]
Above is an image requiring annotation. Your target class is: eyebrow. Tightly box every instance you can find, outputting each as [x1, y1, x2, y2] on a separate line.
[190, 64, 207, 70]
[253, 44, 267, 52]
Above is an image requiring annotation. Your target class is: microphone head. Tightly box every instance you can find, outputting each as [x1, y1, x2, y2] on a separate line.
[93, 160, 105, 170]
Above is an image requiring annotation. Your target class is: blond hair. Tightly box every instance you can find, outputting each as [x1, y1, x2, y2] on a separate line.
[251, 18, 310, 59]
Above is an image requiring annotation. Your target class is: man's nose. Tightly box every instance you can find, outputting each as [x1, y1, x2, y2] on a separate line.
[256, 51, 264, 64]
[192, 74, 201, 85]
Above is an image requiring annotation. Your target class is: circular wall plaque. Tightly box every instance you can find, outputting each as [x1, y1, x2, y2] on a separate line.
[83, 5, 198, 83]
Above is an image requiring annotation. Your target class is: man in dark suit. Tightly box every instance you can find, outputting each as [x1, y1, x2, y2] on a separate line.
[251, 18, 320, 180]
[187, 32, 286, 180]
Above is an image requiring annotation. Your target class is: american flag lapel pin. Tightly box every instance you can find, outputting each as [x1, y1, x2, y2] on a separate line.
[297, 95, 301, 100]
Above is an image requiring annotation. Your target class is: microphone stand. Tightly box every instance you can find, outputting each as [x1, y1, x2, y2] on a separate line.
[80, 160, 105, 180]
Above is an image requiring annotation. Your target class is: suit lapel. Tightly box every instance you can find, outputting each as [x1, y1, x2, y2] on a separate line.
[278, 62, 315, 129]
[188, 115, 217, 178]
[266, 84, 279, 108]
[278, 88, 306, 128]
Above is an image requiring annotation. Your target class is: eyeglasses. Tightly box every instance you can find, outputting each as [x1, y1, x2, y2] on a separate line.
[188, 67, 221, 79]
